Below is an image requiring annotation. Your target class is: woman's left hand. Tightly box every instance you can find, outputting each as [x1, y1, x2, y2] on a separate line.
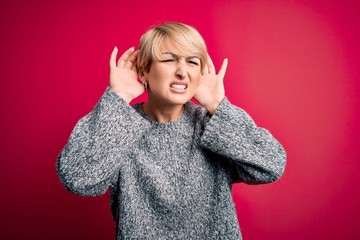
[194, 54, 228, 115]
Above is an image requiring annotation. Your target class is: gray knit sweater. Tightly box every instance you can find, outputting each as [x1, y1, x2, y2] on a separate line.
[57, 88, 286, 239]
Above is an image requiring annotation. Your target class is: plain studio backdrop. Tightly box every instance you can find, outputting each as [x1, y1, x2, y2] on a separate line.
[1, 0, 359, 239]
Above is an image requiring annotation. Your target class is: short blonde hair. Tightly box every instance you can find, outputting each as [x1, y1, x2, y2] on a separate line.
[137, 22, 208, 74]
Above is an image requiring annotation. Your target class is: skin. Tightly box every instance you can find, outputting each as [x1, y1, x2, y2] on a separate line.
[109, 43, 228, 122]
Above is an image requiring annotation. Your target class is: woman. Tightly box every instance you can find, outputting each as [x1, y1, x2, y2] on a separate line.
[57, 22, 286, 239]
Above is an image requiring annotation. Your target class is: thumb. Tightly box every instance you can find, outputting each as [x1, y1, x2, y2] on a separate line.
[217, 58, 228, 80]
[110, 46, 118, 68]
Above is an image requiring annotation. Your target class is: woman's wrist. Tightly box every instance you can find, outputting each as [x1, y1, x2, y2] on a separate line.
[110, 87, 132, 104]
[203, 102, 220, 115]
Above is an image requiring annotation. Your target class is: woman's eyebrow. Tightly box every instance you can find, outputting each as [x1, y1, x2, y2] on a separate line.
[161, 52, 200, 61]
[161, 52, 178, 58]
[187, 56, 201, 61]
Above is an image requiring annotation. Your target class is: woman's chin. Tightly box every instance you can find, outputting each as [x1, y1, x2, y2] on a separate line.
[150, 92, 193, 106]
[168, 94, 194, 105]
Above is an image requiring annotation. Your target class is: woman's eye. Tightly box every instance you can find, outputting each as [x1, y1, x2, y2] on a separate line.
[161, 59, 175, 62]
[188, 61, 199, 66]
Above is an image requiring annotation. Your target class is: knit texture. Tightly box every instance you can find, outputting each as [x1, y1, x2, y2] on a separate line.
[57, 88, 286, 239]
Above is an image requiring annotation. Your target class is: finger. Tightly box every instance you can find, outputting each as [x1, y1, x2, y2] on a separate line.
[118, 46, 135, 68]
[202, 63, 209, 75]
[131, 57, 138, 72]
[217, 58, 228, 80]
[110, 46, 118, 68]
[131, 64, 137, 72]
[125, 50, 139, 68]
[206, 54, 216, 75]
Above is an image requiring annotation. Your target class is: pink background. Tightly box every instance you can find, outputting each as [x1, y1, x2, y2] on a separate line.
[1, 0, 359, 239]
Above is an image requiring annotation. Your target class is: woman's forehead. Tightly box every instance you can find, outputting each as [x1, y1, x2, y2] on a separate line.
[156, 40, 199, 58]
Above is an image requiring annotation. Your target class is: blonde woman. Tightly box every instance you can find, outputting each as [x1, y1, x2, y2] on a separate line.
[57, 22, 286, 239]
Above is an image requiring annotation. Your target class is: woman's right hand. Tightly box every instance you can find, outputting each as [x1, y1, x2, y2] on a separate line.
[109, 46, 145, 103]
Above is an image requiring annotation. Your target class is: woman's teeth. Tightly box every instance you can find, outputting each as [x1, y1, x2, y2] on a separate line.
[171, 84, 186, 89]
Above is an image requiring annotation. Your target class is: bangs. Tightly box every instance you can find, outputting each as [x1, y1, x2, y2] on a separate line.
[151, 36, 205, 63]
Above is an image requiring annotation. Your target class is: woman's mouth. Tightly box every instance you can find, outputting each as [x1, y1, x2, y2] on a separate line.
[170, 82, 188, 93]
[170, 83, 187, 90]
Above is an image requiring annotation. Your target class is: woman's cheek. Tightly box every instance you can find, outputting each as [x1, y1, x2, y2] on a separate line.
[190, 83, 199, 96]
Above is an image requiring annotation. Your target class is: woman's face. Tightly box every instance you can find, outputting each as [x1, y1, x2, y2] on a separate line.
[142, 41, 202, 106]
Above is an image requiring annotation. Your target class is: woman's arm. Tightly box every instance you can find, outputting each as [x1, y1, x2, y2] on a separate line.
[56, 88, 150, 196]
[57, 47, 148, 196]
[195, 54, 285, 184]
[199, 97, 286, 184]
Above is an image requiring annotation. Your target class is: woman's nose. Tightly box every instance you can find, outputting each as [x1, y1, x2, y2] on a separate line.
[175, 61, 187, 80]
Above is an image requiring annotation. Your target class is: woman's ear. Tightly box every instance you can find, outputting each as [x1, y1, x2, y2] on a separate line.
[138, 72, 149, 91]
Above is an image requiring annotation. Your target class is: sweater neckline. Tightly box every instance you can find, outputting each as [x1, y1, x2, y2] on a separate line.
[133, 102, 193, 127]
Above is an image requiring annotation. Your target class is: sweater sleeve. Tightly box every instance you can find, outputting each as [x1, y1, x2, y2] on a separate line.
[56, 88, 150, 196]
[199, 97, 286, 184]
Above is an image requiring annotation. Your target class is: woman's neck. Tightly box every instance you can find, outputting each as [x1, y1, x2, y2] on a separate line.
[142, 99, 185, 123]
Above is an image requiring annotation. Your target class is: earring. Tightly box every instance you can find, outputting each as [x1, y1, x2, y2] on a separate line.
[143, 81, 148, 91]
